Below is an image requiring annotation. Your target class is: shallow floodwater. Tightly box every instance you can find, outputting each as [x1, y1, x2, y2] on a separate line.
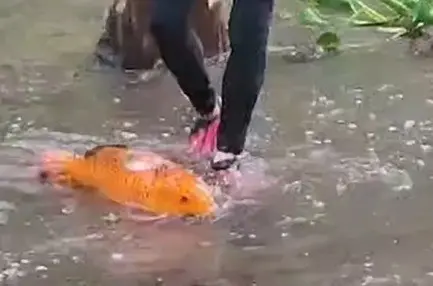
[2, 1, 433, 285]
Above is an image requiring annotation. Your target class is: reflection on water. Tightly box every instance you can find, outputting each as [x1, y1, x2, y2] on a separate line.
[3, 0, 433, 285]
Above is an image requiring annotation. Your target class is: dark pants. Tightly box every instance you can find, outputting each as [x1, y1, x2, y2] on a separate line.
[150, 0, 274, 155]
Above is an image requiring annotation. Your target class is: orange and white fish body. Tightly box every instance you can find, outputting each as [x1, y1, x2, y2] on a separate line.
[38, 145, 216, 217]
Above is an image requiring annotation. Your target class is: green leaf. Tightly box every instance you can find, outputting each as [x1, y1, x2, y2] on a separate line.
[379, 0, 412, 17]
[298, 0, 433, 41]
[348, 0, 395, 23]
[298, 7, 331, 26]
[412, 0, 433, 24]
[316, 31, 341, 51]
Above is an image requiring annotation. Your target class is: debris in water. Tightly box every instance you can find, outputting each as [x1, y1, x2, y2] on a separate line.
[388, 125, 398, 132]
[316, 113, 325, 119]
[102, 212, 121, 224]
[35, 265, 48, 272]
[366, 132, 375, 140]
[61, 204, 75, 215]
[336, 178, 348, 196]
[0, 201, 16, 211]
[329, 108, 344, 117]
[379, 165, 413, 192]
[0, 201, 16, 225]
[119, 131, 137, 140]
[0, 211, 9, 225]
[405, 140, 416, 146]
[314, 213, 326, 220]
[111, 253, 124, 261]
[361, 275, 401, 286]
[305, 130, 314, 136]
[421, 144, 432, 153]
[183, 126, 191, 133]
[282, 180, 301, 194]
[347, 123, 357, 130]
[275, 216, 293, 226]
[248, 233, 257, 239]
[122, 121, 134, 128]
[292, 217, 308, 224]
[1, 263, 23, 282]
[156, 277, 164, 285]
[378, 84, 394, 92]
[198, 241, 213, 247]
[355, 97, 362, 105]
[415, 158, 425, 168]
[312, 200, 325, 209]
[403, 120, 416, 130]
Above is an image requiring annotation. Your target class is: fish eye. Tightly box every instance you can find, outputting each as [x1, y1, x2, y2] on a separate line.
[180, 196, 189, 204]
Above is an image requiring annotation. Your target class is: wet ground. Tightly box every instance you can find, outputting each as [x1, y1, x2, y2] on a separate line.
[2, 0, 433, 285]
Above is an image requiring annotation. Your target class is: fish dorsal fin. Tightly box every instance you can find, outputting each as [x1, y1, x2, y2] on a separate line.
[84, 144, 128, 159]
[83, 144, 130, 168]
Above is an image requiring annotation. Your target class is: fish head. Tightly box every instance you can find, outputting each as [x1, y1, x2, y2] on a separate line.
[153, 168, 217, 218]
[38, 150, 76, 185]
[38, 150, 91, 190]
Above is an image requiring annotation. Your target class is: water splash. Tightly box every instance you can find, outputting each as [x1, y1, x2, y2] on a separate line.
[0, 201, 16, 225]
[378, 164, 413, 192]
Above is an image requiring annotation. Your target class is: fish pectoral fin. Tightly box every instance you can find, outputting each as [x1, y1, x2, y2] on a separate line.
[124, 202, 146, 210]
[125, 207, 167, 222]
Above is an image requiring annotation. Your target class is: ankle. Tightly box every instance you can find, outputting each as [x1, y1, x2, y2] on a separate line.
[200, 94, 221, 120]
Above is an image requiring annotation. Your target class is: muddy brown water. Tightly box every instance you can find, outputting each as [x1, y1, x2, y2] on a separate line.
[2, 1, 433, 286]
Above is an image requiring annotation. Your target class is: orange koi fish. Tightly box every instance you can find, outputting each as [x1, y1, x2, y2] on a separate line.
[37, 144, 216, 217]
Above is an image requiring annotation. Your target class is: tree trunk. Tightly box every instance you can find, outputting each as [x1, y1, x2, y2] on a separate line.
[94, 0, 230, 71]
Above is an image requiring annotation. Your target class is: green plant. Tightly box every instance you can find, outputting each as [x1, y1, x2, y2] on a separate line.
[298, 0, 433, 51]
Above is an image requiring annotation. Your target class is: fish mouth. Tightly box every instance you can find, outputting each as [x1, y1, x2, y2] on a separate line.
[38, 170, 49, 184]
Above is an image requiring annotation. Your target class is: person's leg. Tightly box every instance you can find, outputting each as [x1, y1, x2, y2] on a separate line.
[150, 0, 217, 116]
[212, 0, 275, 170]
